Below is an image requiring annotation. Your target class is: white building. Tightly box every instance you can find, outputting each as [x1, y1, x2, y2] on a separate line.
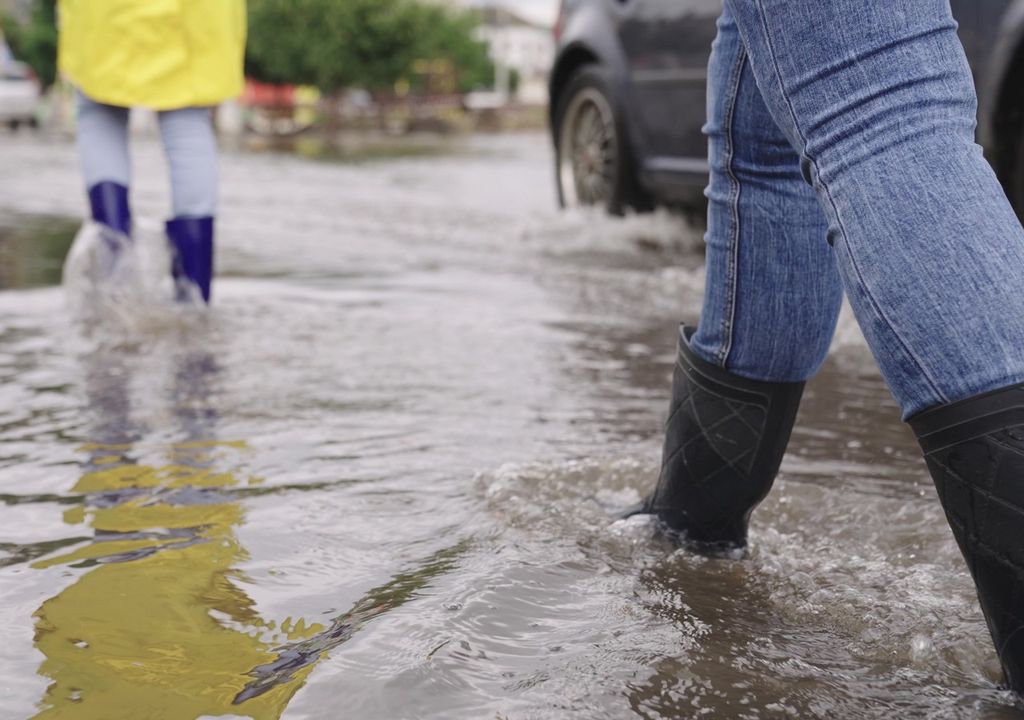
[474, 6, 554, 105]
[432, 1, 555, 106]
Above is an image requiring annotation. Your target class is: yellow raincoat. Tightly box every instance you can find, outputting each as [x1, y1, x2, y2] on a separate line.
[58, 0, 247, 110]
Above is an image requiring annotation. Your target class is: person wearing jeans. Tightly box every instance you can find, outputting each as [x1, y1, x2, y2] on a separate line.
[58, 0, 247, 303]
[628, 0, 1024, 692]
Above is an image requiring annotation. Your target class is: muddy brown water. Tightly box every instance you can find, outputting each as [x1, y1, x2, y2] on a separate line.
[0, 132, 1018, 719]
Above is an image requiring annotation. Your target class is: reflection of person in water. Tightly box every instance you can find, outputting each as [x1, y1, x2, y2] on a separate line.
[57, 0, 247, 303]
[30, 347, 316, 718]
[31, 339, 467, 717]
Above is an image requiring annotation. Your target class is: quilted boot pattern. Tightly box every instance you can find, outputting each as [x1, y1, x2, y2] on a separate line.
[911, 384, 1024, 690]
[640, 327, 804, 552]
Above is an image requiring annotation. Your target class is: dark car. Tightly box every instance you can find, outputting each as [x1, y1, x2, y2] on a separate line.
[550, 0, 1024, 218]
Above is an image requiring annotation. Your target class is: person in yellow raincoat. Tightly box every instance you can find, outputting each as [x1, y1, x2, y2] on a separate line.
[58, 0, 247, 303]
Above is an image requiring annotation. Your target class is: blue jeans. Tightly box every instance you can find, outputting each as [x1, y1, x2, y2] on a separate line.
[76, 92, 219, 218]
[690, 0, 1024, 418]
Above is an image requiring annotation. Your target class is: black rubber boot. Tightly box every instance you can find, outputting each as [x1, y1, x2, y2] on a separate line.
[625, 327, 804, 554]
[910, 383, 1024, 691]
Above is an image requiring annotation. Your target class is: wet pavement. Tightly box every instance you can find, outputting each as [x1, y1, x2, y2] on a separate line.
[0, 131, 1018, 719]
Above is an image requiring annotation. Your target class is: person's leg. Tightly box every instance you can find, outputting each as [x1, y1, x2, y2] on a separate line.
[75, 92, 132, 236]
[634, 8, 844, 551]
[690, 10, 843, 382]
[724, 0, 1024, 417]
[157, 107, 218, 219]
[722, 0, 1024, 689]
[157, 107, 218, 303]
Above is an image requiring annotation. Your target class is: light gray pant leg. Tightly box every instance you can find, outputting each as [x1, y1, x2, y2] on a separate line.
[75, 91, 131, 188]
[157, 107, 218, 218]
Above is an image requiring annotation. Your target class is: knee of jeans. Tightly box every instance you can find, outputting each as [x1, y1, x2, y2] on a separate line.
[728, 325, 835, 383]
[805, 78, 978, 174]
[159, 108, 216, 158]
[172, 187, 217, 218]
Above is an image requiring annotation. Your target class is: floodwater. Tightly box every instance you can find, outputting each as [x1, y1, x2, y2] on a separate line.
[0, 131, 1018, 719]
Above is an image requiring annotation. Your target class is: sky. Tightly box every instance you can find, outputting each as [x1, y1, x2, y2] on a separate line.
[507, 0, 559, 25]
[473, 0, 559, 26]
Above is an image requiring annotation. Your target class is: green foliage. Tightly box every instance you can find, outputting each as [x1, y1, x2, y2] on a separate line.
[1, 0, 58, 89]
[247, 0, 420, 93]
[412, 4, 494, 93]
[247, 0, 493, 94]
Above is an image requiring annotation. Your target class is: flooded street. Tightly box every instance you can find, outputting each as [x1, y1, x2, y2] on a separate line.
[0, 131, 1017, 719]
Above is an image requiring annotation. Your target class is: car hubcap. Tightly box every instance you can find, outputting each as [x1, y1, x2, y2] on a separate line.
[559, 88, 618, 208]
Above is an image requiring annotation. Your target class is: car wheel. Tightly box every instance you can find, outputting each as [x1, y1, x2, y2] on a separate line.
[554, 66, 644, 215]
[7, 119, 20, 132]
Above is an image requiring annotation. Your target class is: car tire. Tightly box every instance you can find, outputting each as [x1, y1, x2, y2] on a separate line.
[553, 65, 648, 215]
[7, 119, 20, 132]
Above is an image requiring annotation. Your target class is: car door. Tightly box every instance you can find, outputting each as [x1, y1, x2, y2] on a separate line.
[616, 0, 721, 169]
[967, 0, 1013, 72]
[950, 0, 982, 75]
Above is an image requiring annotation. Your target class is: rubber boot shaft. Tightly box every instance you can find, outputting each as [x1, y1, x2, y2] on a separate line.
[640, 326, 804, 551]
[88, 182, 131, 237]
[166, 216, 214, 304]
[910, 383, 1024, 691]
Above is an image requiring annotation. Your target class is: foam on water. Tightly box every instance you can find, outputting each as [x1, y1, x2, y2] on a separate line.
[61, 220, 207, 341]
[471, 456, 1019, 718]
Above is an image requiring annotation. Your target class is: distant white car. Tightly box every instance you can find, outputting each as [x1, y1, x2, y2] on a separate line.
[0, 61, 40, 129]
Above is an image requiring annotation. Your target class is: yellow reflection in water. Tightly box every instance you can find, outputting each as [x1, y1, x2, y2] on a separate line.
[31, 445, 320, 720]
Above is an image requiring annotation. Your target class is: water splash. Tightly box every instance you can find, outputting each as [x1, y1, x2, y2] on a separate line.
[61, 221, 206, 338]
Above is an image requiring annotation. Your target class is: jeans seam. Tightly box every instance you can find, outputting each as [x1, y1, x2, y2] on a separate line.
[717, 44, 747, 367]
[747, 0, 950, 406]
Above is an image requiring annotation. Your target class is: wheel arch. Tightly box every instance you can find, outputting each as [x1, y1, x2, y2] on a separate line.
[547, 7, 651, 213]
[548, 3, 630, 133]
[549, 44, 601, 127]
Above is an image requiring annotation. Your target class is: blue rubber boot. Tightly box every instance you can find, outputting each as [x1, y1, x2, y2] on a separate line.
[88, 182, 132, 237]
[166, 216, 214, 304]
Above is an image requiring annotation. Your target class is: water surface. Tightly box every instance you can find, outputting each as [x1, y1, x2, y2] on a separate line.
[0, 132, 1016, 719]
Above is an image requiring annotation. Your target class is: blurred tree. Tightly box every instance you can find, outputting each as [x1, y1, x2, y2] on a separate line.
[412, 4, 493, 94]
[247, 0, 421, 94]
[246, 0, 493, 96]
[1, 0, 57, 89]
